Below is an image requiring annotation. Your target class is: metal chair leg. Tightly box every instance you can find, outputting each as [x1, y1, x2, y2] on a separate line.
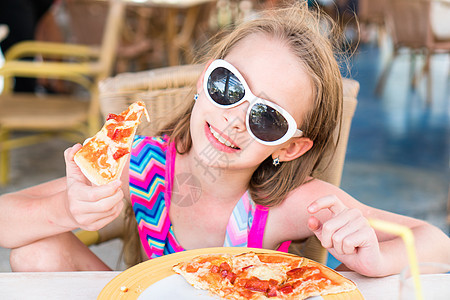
[424, 52, 432, 105]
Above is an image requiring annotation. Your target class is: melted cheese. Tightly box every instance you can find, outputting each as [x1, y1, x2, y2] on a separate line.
[245, 264, 288, 283]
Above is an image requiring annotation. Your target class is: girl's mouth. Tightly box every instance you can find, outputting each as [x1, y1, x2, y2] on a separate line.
[205, 123, 240, 151]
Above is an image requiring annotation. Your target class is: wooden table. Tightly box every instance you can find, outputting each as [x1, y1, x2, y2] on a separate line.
[0, 271, 449, 299]
[122, 0, 216, 66]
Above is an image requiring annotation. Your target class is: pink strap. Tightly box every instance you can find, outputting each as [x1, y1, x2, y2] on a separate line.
[248, 205, 291, 252]
[164, 141, 176, 210]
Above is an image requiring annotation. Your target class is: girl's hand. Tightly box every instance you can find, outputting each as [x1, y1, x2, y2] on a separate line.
[63, 145, 124, 231]
[307, 195, 383, 276]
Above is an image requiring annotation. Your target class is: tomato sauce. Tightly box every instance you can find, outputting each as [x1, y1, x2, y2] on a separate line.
[113, 148, 129, 160]
[106, 113, 125, 122]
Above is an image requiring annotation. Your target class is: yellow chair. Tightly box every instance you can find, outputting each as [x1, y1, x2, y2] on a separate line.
[0, 0, 125, 185]
[76, 64, 359, 267]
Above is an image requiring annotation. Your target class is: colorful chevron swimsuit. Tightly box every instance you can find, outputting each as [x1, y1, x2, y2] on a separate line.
[129, 135, 291, 259]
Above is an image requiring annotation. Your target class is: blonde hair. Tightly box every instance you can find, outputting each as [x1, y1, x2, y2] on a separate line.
[123, 1, 344, 267]
[161, 2, 343, 206]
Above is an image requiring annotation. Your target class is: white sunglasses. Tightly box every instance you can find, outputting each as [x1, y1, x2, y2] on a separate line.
[203, 59, 303, 146]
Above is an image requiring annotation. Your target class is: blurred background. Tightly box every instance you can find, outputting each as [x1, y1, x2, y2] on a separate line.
[0, 0, 448, 272]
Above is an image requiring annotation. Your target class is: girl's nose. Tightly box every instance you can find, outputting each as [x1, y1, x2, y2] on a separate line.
[222, 100, 249, 132]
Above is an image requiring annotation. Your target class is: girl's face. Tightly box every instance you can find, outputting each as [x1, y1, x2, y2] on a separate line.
[190, 33, 313, 172]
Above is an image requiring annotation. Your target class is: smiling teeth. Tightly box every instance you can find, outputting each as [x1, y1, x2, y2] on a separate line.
[209, 126, 238, 148]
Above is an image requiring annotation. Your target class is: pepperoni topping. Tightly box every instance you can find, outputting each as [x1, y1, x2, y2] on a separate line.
[127, 111, 139, 121]
[220, 262, 231, 272]
[279, 285, 294, 294]
[113, 148, 129, 160]
[287, 267, 305, 278]
[210, 262, 236, 284]
[226, 272, 237, 284]
[106, 124, 116, 138]
[185, 265, 199, 273]
[267, 286, 278, 297]
[210, 265, 220, 273]
[244, 277, 270, 293]
[106, 113, 125, 122]
[109, 128, 133, 141]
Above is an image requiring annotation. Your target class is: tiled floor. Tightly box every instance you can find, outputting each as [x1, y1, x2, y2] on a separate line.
[0, 38, 448, 272]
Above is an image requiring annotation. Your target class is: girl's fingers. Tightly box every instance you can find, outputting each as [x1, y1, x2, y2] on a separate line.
[307, 195, 347, 216]
[307, 216, 323, 240]
[89, 208, 123, 231]
[92, 191, 124, 213]
[71, 180, 122, 203]
[320, 208, 362, 249]
[342, 225, 376, 255]
[64, 144, 82, 170]
[330, 216, 366, 255]
[86, 201, 124, 231]
[76, 200, 124, 231]
[340, 229, 364, 255]
[86, 195, 124, 216]
[307, 215, 322, 232]
[64, 144, 82, 161]
[65, 144, 90, 183]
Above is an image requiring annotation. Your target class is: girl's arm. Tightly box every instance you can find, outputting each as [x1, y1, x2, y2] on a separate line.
[270, 179, 450, 277]
[0, 145, 124, 249]
[307, 192, 450, 277]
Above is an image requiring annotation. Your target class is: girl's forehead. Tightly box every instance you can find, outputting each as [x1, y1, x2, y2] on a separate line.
[224, 33, 314, 122]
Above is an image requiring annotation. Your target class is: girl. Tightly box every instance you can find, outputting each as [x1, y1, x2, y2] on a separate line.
[3, 3, 449, 275]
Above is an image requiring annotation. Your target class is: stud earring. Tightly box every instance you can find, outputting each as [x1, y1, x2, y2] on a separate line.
[194, 93, 199, 101]
[273, 157, 280, 166]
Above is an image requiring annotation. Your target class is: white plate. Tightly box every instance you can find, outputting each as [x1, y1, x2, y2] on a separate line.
[138, 275, 322, 300]
[138, 275, 218, 299]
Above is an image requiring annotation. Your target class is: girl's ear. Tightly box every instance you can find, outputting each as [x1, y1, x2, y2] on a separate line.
[273, 137, 313, 162]
[197, 59, 214, 91]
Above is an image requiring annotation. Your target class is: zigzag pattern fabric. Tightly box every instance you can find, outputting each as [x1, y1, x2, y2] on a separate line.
[224, 192, 254, 247]
[129, 135, 183, 258]
[129, 135, 259, 259]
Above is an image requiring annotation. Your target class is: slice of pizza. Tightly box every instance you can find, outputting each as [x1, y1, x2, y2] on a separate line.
[74, 101, 149, 185]
[173, 253, 236, 297]
[283, 260, 357, 299]
[173, 252, 357, 300]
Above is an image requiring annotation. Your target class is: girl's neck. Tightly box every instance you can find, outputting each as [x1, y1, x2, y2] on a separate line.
[176, 151, 255, 204]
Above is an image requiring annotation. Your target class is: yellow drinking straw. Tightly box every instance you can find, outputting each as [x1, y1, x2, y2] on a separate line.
[368, 219, 423, 300]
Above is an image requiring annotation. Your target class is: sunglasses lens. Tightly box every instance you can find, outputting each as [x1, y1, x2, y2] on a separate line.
[207, 67, 244, 105]
[249, 103, 289, 142]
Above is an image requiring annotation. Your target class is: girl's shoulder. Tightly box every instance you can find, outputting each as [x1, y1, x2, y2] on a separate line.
[286, 178, 340, 202]
[274, 178, 349, 214]
[265, 178, 341, 243]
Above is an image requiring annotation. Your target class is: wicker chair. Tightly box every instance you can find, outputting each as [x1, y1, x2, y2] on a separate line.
[0, 0, 125, 185]
[76, 64, 359, 266]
